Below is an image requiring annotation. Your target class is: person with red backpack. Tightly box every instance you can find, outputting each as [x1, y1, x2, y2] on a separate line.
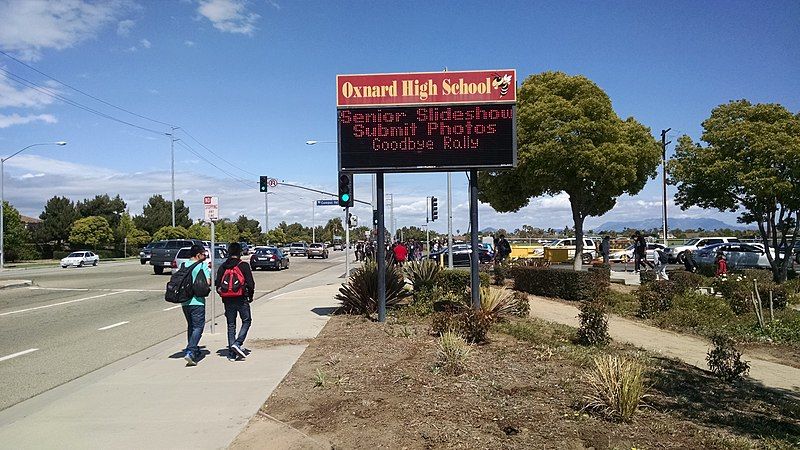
[215, 242, 255, 361]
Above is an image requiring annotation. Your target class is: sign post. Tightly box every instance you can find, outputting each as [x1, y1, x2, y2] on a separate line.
[203, 195, 219, 334]
[337, 70, 517, 320]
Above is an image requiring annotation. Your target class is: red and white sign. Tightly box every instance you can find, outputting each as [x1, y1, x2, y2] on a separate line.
[203, 196, 219, 221]
[337, 70, 516, 107]
[203, 196, 218, 206]
[267, 178, 278, 188]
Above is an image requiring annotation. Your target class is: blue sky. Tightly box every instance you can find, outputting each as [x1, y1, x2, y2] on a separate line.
[0, 0, 798, 234]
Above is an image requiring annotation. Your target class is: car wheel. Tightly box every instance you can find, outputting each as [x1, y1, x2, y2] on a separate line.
[78, 261, 84, 267]
[620, 254, 630, 263]
[93, 260, 98, 266]
[154, 266, 164, 275]
[677, 252, 687, 265]
[140, 259, 146, 265]
[61, 265, 68, 268]
[581, 253, 592, 264]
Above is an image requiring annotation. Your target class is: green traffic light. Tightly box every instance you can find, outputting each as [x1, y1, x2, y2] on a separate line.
[341, 193, 350, 202]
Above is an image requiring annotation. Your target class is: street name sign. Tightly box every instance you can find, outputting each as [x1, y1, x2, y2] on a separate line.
[316, 199, 339, 206]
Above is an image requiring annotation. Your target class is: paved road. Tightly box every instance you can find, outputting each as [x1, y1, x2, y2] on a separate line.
[0, 252, 351, 411]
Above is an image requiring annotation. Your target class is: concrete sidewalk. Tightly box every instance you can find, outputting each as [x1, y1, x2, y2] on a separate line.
[528, 295, 800, 395]
[0, 263, 345, 449]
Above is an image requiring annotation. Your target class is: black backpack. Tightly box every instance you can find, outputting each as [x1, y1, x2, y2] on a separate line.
[165, 261, 201, 303]
[657, 249, 669, 264]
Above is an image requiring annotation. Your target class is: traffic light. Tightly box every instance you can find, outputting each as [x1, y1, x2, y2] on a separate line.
[259, 176, 268, 192]
[338, 173, 353, 207]
[430, 196, 439, 221]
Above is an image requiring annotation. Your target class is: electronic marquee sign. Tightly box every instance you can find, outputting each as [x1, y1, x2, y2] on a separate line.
[337, 70, 516, 173]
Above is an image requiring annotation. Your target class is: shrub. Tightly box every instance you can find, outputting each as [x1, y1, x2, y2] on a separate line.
[435, 269, 490, 301]
[435, 331, 471, 375]
[639, 270, 657, 285]
[510, 266, 609, 302]
[431, 308, 492, 343]
[712, 276, 752, 314]
[405, 287, 437, 317]
[492, 263, 509, 285]
[479, 286, 516, 322]
[511, 291, 531, 318]
[654, 291, 735, 334]
[584, 355, 648, 422]
[668, 271, 705, 293]
[576, 300, 610, 346]
[637, 280, 678, 318]
[404, 259, 441, 293]
[335, 261, 411, 316]
[706, 335, 750, 381]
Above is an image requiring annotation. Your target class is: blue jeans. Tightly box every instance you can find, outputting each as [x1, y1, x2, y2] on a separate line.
[224, 298, 252, 348]
[182, 305, 205, 357]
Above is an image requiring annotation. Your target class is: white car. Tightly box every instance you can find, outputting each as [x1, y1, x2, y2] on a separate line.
[609, 243, 666, 263]
[61, 251, 99, 268]
[534, 238, 597, 263]
[665, 237, 741, 264]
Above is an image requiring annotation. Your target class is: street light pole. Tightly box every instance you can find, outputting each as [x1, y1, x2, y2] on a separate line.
[661, 128, 671, 246]
[1, 141, 66, 269]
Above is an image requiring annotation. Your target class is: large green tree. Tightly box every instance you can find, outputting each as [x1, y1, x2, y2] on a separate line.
[133, 195, 191, 235]
[36, 196, 78, 246]
[69, 216, 114, 249]
[669, 100, 800, 282]
[152, 226, 189, 241]
[77, 194, 127, 229]
[2, 201, 34, 261]
[479, 72, 661, 269]
[186, 222, 211, 241]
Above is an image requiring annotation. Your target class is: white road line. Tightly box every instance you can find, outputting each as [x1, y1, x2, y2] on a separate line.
[267, 291, 291, 300]
[98, 321, 129, 331]
[29, 287, 162, 293]
[0, 348, 39, 362]
[29, 287, 89, 291]
[163, 305, 182, 311]
[0, 291, 128, 317]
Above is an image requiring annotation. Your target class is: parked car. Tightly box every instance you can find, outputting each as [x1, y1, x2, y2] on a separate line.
[608, 243, 666, 263]
[333, 241, 344, 251]
[250, 246, 290, 270]
[149, 239, 205, 274]
[280, 244, 291, 255]
[238, 242, 250, 255]
[307, 243, 329, 259]
[428, 244, 494, 266]
[61, 251, 99, 268]
[693, 242, 770, 270]
[289, 242, 308, 257]
[665, 237, 741, 264]
[139, 241, 165, 265]
[534, 238, 597, 264]
[172, 246, 227, 273]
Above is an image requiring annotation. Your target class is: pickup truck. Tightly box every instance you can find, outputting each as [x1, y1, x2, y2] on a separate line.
[149, 239, 204, 274]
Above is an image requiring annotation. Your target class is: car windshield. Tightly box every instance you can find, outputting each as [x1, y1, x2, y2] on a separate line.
[176, 248, 192, 259]
[256, 248, 275, 255]
[310, 244, 323, 248]
[291, 242, 304, 247]
[67, 252, 84, 258]
[684, 238, 700, 245]
[152, 241, 166, 248]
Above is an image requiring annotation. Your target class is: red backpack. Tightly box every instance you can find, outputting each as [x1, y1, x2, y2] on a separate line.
[218, 261, 245, 298]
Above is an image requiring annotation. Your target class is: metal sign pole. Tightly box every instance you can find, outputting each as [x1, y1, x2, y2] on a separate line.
[264, 185, 269, 235]
[345, 206, 350, 278]
[469, 169, 480, 309]
[376, 172, 386, 322]
[210, 219, 216, 334]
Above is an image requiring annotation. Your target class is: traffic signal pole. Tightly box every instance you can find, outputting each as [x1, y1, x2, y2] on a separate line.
[469, 169, 480, 309]
[376, 173, 386, 322]
[345, 206, 350, 278]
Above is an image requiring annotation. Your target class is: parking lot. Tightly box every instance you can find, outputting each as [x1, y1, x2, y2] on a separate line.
[0, 253, 349, 411]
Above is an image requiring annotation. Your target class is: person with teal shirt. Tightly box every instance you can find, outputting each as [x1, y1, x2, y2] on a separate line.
[182, 244, 211, 366]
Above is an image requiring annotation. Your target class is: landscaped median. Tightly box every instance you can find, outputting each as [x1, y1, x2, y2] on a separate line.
[231, 260, 799, 449]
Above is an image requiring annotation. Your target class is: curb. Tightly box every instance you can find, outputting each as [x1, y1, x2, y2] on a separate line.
[0, 280, 32, 290]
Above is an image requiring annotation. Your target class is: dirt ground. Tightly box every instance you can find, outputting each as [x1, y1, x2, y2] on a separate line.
[231, 314, 799, 449]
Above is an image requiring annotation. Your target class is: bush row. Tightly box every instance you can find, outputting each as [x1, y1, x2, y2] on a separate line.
[509, 266, 609, 302]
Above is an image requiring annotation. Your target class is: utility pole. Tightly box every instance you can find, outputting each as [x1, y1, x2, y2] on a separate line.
[426, 196, 431, 256]
[447, 173, 453, 269]
[312, 200, 316, 243]
[168, 127, 179, 228]
[387, 194, 394, 242]
[661, 128, 671, 246]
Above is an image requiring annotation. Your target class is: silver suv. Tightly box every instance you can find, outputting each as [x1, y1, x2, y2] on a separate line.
[289, 242, 308, 257]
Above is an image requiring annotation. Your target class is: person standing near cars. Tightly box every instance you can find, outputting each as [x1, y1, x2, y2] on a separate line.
[600, 236, 611, 264]
[216, 242, 256, 361]
[495, 234, 512, 263]
[181, 244, 210, 366]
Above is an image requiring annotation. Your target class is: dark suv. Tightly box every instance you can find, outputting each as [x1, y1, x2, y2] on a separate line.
[139, 241, 165, 265]
[149, 239, 204, 274]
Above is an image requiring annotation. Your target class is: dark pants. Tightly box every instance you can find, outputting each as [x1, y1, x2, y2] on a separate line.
[602, 253, 609, 264]
[182, 305, 205, 356]
[224, 298, 252, 348]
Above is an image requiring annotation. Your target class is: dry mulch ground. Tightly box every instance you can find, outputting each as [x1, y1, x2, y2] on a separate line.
[235, 313, 799, 449]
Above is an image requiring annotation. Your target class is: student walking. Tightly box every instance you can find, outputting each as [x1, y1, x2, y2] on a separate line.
[653, 246, 669, 280]
[181, 245, 211, 366]
[600, 236, 611, 264]
[216, 242, 256, 361]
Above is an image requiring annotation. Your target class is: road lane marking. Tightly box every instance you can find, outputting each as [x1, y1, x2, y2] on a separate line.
[267, 292, 291, 300]
[29, 287, 162, 292]
[0, 348, 38, 362]
[0, 291, 128, 317]
[163, 305, 182, 311]
[98, 321, 129, 331]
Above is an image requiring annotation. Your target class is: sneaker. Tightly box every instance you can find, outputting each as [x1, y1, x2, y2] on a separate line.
[231, 344, 246, 359]
[184, 351, 197, 366]
[227, 353, 237, 362]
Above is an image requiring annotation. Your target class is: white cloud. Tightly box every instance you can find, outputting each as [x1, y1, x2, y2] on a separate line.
[0, 0, 132, 61]
[184, 40, 196, 47]
[117, 19, 135, 36]
[0, 113, 57, 128]
[139, 38, 151, 48]
[0, 72, 59, 109]
[197, 0, 260, 35]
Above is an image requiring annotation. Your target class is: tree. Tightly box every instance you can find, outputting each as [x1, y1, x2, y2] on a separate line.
[2, 201, 34, 261]
[77, 194, 127, 229]
[36, 196, 78, 247]
[324, 217, 343, 242]
[478, 72, 661, 269]
[114, 212, 136, 243]
[395, 226, 428, 242]
[669, 100, 800, 282]
[152, 226, 189, 241]
[187, 222, 211, 241]
[126, 228, 151, 248]
[69, 216, 113, 249]
[133, 195, 191, 235]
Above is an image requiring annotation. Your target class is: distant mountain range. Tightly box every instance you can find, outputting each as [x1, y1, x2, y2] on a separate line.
[592, 218, 752, 232]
